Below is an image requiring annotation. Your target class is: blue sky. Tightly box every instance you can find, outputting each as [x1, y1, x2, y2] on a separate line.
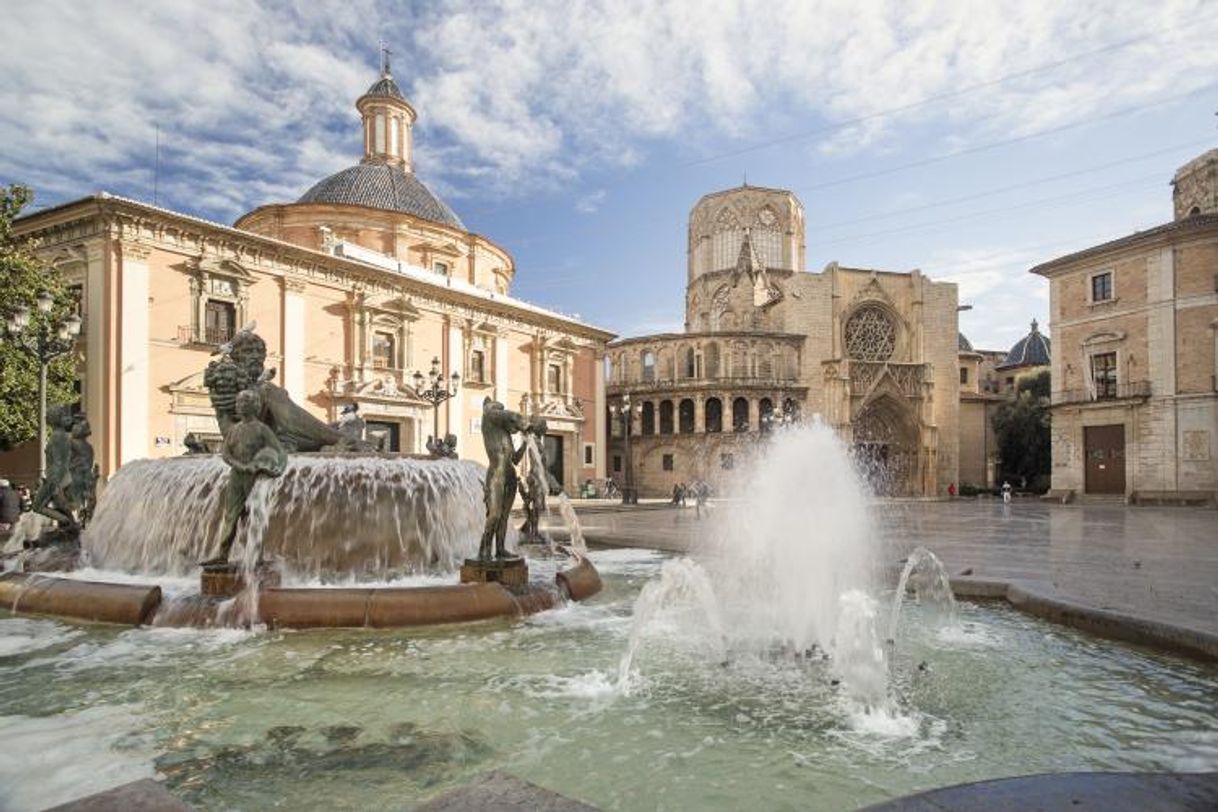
[3, 0, 1216, 352]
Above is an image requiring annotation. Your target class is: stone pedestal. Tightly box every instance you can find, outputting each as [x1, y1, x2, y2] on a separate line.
[200, 562, 281, 598]
[460, 556, 528, 588]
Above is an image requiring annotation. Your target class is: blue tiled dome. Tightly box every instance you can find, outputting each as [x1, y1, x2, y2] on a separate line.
[298, 163, 465, 229]
[362, 75, 407, 102]
[999, 319, 1050, 369]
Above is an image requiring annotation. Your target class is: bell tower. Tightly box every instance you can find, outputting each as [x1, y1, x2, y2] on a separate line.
[1172, 148, 1218, 220]
[357, 48, 417, 171]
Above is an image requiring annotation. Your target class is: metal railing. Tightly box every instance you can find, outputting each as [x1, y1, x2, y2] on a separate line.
[178, 324, 234, 347]
[1051, 380, 1151, 405]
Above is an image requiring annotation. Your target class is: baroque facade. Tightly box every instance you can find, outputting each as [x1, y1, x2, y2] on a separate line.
[1031, 148, 1218, 503]
[1, 62, 613, 492]
[606, 185, 960, 497]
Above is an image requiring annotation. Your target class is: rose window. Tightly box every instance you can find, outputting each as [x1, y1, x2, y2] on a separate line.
[844, 306, 896, 361]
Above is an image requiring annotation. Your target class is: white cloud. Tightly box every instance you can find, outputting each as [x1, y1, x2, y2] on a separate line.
[575, 189, 606, 214]
[1, 0, 1215, 218]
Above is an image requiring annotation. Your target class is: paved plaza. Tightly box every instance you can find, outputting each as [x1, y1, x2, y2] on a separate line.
[573, 499, 1218, 640]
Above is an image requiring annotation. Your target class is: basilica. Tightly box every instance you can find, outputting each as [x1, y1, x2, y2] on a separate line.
[605, 185, 962, 497]
[0, 61, 613, 492]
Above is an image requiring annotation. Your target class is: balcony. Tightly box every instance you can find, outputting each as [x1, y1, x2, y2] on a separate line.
[608, 373, 801, 394]
[178, 324, 234, 347]
[1051, 380, 1151, 406]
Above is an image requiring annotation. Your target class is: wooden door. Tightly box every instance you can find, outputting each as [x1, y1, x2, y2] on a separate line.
[1084, 424, 1125, 494]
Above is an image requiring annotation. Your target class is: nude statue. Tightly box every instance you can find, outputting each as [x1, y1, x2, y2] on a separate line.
[204, 329, 353, 452]
[32, 406, 78, 528]
[517, 416, 561, 543]
[477, 398, 529, 560]
[68, 414, 97, 526]
[203, 388, 287, 565]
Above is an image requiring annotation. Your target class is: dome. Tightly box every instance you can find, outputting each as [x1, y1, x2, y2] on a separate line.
[999, 319, 1050, 369]
[958, 332, 974, 352]
[298, 162, 465, 229]
[362, 75, 407, 102]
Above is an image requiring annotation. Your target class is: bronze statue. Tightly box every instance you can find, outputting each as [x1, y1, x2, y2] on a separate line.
[203, 388, 288, 564]
[518, 417, 561, 544]
[204, 329, 354, 451]
[477, 398, 529, 560]
[32, 405, 78, 529]
[68, 414, 97, 527]
[426, 433, 458, 459]
[182, 432, 209, 454]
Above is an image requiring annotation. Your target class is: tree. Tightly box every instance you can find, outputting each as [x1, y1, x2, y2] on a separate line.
[0, 185, 78, 451]
[992, 369, 1051, 491]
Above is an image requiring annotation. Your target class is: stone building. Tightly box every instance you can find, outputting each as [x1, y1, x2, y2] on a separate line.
[1030, 148, 1218, 503]
[606, 184, 959, 497]
[0, 62, 613, 490]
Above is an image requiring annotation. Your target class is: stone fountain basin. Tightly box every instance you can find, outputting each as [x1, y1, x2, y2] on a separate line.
[0, 558, 602, 629]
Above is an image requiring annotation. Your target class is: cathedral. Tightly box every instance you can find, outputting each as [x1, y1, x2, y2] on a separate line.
[1, 60, 613, 491]
[605, 184, 961, 497]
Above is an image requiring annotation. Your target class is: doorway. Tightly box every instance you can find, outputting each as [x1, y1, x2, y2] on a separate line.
[1083, 424, 1125, 494]
[366, 420, 401, 452]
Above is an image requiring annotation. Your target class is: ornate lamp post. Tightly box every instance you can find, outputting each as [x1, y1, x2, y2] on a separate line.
[412, 356, 460, 450]
[609, 393, 642, 505]
[5, 290, 81, 479]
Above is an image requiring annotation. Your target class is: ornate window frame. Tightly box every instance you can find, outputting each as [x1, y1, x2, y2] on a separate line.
[185, 256, 256, 345]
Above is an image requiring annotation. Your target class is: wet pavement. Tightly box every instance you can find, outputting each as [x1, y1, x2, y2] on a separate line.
[573, 499, 1218, 639]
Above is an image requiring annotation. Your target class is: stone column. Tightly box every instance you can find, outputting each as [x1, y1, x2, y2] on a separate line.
[495, 331, 509, 405]
[594, 349, 607, 479]
[694, 396, 705, 433]
[281, 278, 306, 404]
[118, 242, 150, 465]
[446, 320, 464, 442]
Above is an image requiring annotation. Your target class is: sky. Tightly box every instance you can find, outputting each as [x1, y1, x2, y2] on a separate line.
[2, 0, 1217, 352]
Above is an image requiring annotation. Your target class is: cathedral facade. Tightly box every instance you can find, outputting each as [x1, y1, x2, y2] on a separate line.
[2, 62, 613, 492]
[606, 185, 960, 497]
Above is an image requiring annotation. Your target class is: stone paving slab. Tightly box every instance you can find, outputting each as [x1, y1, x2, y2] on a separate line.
[574, 500, 1218, 645]
[857, 771, 1218, 811]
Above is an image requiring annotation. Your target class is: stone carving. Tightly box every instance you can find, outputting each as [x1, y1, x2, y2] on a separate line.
[331, 403, 366, 444]
[477, 397, 529, 560]
[426, 433, 459, 459]
[203, 388, 288, 565]
[845, 306, 896, 362]
[182, 432, 209, 455]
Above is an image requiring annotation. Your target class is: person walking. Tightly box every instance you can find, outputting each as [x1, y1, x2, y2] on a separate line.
[0, 479, 20, 535]
[1001, 480, 1012, 504]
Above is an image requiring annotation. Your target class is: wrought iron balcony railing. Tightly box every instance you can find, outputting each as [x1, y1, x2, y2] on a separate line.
[178, 324, 235, 347]
[1050, 380, 1151, 406]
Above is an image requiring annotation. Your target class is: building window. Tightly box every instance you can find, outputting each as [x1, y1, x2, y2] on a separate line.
[662, 453, 674, 471]
[548, 363, 562, 393]
[434, 261, 450, 276]
[613, 455, 622, 473]
[659, 400, 674, 434]
[372, 331, 396, 369]
[683, 347, 696, 379]
[1091, 352, 1118, 399]
[1090, 271, 1113, 303]
[642, 350, 656, 382]
[641, 401, 656, 435]
[469, 349, 486, 383]
[204, 299, 236, 345]
[678, 399, 695, 433]
[721, 452, 734, 470]
[732, 397, 750, 432]
[705, 397, 723, 433]
[584, 444, 594, 466]
[844, 305, 896, 361]
[960, 367, 969, 384]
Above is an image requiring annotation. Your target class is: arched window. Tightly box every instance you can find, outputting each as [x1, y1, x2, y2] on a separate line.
[705, 342, 720, 379]
[782, 397, 799, 419]
[659, 400, 674, 434]
[732, 397, 750, 432]
[641, 401, 656, 435]
[759, 398, 774, 432]
[705, 397, 723, 433]
[679, 399, 695, 433]
[684, 347, 697, 379]
[844, 305, 896, 362]
[642, 350, 656, 382]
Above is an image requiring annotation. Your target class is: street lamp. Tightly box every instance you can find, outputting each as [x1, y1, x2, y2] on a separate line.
[6, 290, 82, 479]
[609, 393, 642, 505]
[411, 356, 460, 451]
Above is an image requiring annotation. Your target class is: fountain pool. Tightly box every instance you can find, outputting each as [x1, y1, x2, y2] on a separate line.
[0, 547, 1216, 811]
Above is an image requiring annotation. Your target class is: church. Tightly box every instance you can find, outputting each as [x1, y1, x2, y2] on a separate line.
[1, 60, 614, 492]
[605, 184, 961, 497]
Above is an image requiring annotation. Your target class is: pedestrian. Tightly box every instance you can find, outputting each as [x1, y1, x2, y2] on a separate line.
[17, 484, 32, 513]
[1001, 480, 1012, 504]
[0, 479, 19, 535]
[694, 481, 709, 519]
[671, 483, 682, 505]
[947, 482, 956, 498]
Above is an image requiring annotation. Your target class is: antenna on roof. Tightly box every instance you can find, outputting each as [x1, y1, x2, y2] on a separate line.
[154, 123, 160, 206]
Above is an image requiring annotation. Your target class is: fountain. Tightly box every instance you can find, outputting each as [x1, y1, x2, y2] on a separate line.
[0, 328, 601, 630]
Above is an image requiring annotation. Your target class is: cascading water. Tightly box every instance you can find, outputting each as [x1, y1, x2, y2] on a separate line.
[887, 546, 957, 643]
[620, 420, 890, 702]
[82, 454, 486, 582]
[520, 433, 588, 559]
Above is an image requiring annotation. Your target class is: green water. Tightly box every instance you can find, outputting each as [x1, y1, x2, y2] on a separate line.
[1, 547, 1215, 811]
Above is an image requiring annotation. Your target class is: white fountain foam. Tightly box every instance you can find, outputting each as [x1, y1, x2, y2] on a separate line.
[82, 454, 486, 581]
